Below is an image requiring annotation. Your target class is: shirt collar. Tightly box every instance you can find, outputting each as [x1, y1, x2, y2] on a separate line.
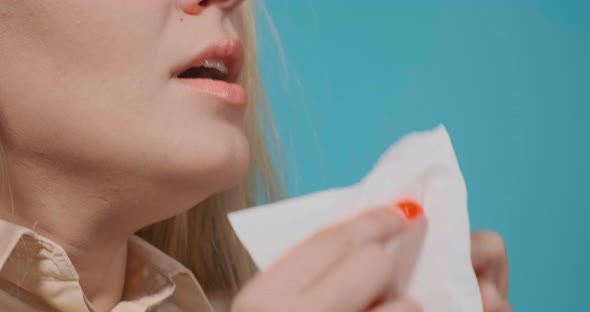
[0, 218, 213, 312]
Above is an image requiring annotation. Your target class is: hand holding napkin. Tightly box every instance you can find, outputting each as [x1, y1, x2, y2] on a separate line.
[229, 125, 483, 312]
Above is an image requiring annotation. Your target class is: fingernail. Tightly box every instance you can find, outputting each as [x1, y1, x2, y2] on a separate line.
[394, 200, 423, 221]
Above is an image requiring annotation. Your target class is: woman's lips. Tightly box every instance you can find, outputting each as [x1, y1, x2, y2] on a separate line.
[173, 38, 246, 107]
[177, 78, 247, 107]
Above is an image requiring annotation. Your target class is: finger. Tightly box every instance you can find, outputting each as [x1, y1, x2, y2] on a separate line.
[368, 297, 423, 312]
[303, 244, 397, 312]
[480, 280, 513, 312]
[471, 231, 510, 296]
[263, 203, 421, 291]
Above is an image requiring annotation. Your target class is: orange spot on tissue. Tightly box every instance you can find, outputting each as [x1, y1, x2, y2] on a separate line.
[395, 200, 424, 221]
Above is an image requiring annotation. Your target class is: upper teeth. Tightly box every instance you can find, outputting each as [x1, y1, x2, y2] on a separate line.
[202, 59, 228, 74]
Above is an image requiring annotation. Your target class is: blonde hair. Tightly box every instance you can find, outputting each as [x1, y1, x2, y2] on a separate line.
[136, 1, 283, 296]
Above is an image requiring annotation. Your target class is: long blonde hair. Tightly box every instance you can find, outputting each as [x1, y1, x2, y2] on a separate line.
[136, 1, 283, 296]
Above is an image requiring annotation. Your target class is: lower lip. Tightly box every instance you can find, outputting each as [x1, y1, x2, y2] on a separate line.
[177, 78, 247, 107]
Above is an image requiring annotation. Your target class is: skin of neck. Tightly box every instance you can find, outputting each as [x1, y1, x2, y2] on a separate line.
[0, 155, 210, 311]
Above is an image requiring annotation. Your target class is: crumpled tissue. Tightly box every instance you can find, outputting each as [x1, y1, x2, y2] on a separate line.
[228, 125, 483, 312]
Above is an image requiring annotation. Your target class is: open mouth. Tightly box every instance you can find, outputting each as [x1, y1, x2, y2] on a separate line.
[174, 38, 243, 83]
[173, 39, 246, 106]
[177, 59, 229, 81]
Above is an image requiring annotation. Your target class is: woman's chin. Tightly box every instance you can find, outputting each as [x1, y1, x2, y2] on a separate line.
[200, 146, 251, 193]
[155, 136, 251, 198]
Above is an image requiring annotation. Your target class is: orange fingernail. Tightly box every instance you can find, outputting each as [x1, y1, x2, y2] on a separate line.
[395, 200, 423, 221]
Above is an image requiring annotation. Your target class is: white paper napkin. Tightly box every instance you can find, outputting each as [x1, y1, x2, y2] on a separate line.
[228, 125, 483, 311]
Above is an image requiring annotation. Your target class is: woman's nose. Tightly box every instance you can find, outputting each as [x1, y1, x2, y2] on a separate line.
[178, 0, 243, 15]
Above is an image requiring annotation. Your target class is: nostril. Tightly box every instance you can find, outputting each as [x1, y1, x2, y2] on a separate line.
[180, 0, 237, 14]
[179, 0, 206, 15]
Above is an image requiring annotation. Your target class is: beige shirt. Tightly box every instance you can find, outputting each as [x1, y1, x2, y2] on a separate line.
[0, 218, 216, 312]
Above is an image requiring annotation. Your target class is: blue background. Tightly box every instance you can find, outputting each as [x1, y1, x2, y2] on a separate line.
[257, 1, 589, 311]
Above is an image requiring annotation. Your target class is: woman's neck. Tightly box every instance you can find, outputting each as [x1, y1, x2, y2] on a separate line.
[0, 158, 205, 311]
[1, 183, 133, 311]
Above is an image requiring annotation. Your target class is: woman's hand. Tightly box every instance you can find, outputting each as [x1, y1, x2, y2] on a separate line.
[471, 231, 513, 312]
[232, 205, 423, 312]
